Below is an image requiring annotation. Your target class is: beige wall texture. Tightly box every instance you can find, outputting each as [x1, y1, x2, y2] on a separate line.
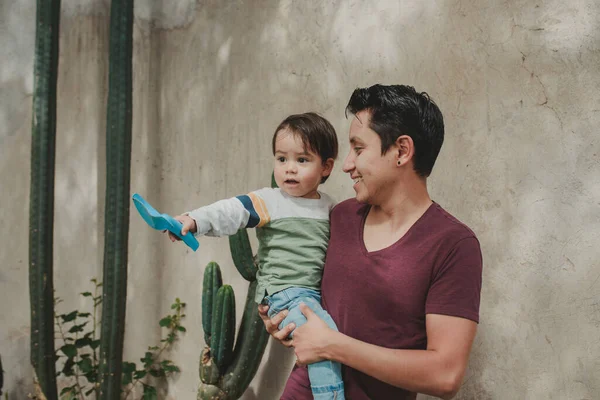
[2, 0, 599, 399]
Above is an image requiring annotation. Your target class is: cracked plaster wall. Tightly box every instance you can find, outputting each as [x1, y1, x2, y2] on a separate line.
[1, 0, 599, 399]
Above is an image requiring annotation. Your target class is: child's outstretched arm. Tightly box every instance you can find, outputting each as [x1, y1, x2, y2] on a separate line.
[166, 197, 252, 242]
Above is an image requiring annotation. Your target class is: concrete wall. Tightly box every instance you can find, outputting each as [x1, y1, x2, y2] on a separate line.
[1, 0, 599, 398]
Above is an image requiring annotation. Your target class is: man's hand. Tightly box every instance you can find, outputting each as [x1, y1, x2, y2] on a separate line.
[293, 303, 336, 365]
[166, 214, 197, 241]
[258, 305, 295, 347]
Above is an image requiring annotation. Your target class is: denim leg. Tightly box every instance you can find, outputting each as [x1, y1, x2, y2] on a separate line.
[279, 295, 345, 400]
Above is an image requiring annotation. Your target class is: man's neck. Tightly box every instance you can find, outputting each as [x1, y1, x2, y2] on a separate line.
[369, 176, 432, 231]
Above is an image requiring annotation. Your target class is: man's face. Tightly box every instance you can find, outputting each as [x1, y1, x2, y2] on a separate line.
[342, 111, 398, 204]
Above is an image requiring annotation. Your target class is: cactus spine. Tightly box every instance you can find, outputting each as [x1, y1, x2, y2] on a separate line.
[98, 0, 134, 398]
[29, 0, 61, 398]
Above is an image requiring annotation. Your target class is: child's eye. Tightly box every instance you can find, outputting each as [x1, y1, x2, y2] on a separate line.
[277, 156, 286, 162]
[353, 147, 363, 154]
[298, 158, 309, 163]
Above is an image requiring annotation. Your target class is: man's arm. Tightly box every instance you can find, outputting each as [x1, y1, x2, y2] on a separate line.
[260, 305, 477, 400]
[325, 313, 476, 399]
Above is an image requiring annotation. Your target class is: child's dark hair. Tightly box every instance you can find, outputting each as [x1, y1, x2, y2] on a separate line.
[272, 112, 338, 183]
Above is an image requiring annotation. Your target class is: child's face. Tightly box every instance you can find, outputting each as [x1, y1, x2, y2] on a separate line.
[273, 129, 333, 199]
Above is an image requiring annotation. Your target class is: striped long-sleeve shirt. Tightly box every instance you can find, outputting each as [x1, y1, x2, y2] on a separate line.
[186, 187, 336, 303]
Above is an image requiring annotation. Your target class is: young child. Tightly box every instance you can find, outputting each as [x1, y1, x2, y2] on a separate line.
[169, 112, 344, 400]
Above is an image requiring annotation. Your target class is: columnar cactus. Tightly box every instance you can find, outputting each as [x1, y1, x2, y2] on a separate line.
[198, 261, 269, 399]
[202, 262, 223, 345]
[98, 0, 134, 398]
[29, 0, 61, 398]
[198, 177, 275, 399]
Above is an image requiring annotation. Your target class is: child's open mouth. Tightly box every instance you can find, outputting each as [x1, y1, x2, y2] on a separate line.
[285, 179, 299, 185]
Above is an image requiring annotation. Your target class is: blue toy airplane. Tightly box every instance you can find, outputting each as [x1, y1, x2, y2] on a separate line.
[132, 193, 199, 252]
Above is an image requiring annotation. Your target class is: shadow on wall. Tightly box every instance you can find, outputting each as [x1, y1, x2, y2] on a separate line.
[0, 0, 35, 149]
[253, 341, 296, 399]
[2, 329, 31, 400]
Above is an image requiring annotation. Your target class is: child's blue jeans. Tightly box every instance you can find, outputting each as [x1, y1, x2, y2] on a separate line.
[264, 287, 345, 400]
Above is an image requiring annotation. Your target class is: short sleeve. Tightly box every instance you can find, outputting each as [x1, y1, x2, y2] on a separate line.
[425, 236, 483, 323]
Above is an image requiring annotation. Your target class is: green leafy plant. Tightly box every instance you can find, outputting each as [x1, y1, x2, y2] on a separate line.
[120, 297, 185, 399]
[54, 279, 102, 399]
[54, 280, 185, 399]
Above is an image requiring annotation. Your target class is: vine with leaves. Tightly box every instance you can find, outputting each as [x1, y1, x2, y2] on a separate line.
[53, 279, 185, 399]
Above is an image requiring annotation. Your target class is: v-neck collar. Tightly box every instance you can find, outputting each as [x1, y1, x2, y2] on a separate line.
[359, 201, 436, 256]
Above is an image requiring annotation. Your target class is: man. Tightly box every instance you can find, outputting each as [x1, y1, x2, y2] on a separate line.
[259, 84, 483, 400]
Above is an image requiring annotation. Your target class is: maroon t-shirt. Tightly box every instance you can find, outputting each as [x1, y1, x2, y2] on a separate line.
[281, 199, 482, 399]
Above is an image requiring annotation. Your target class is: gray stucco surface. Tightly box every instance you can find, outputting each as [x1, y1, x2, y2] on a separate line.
[1, 1, 599, 398]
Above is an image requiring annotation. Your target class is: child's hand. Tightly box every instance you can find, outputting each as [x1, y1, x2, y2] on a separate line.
[166, 214, 197, 242]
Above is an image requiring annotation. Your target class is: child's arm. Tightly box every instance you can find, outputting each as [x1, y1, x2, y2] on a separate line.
[186, 197, 252, 237]
[166, 196, 252, 242]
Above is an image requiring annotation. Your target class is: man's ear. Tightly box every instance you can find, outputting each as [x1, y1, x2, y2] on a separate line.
[322, 158, 334, 177]
[395, 135, 415, 166]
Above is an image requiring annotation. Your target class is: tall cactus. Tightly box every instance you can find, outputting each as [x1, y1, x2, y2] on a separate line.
[29, 0, 61, 398]
[198, 177, 277, 399]
[198, 178, 277, 398]
[98, 0, 134, 398]
[198, 263, 269, 399]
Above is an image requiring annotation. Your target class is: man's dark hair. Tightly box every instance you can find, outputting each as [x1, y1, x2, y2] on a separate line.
[272, 112, 339, 183]
[346, 84, 445, 177]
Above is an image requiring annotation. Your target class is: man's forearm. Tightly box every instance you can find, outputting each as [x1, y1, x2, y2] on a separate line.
[324, 332, 464, 399]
